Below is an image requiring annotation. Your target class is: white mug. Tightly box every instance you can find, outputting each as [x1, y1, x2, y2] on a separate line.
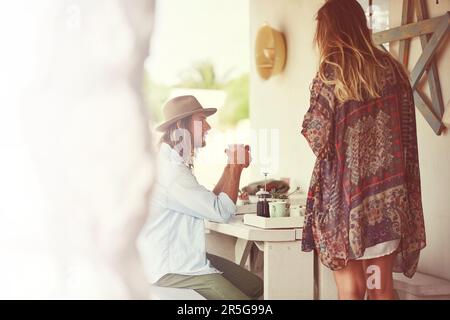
[226, 144, 247, 165]
[269, 201, 288, 218]
[289, 205, 304, 217]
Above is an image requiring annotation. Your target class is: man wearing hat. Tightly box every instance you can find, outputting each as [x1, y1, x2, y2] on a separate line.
[137, 95, 263, 300]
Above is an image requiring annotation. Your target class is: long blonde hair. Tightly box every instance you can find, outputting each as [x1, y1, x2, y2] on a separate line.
[159, 116, 195, 168]
[315, 0, 408, 103]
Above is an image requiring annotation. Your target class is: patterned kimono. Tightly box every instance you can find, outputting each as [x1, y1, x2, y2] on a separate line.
[301, 58, 426, 278]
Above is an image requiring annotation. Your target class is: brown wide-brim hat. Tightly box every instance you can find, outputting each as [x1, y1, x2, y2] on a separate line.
[155, 95, 217, 132]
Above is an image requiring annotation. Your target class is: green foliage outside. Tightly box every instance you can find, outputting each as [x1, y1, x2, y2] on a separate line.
[143, 72, 171, 124]
[144, 61, 249, 128]
[220, 74, 249, 129]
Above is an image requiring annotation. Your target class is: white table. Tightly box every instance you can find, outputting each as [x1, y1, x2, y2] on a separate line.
[205, 215, 315, 300]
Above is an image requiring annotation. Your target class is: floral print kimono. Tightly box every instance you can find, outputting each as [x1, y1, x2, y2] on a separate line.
[301, 58, 426, 278]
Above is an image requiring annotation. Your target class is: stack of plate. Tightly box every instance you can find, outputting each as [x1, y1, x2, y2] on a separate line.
[236, 203, 257, 215]
[243, 214, 305, 229]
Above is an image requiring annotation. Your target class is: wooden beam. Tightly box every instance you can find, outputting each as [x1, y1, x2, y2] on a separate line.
[399, 0, 413, 67]
[373, 11, 449, 136]
[411, 14, 450, 89]
[416, 89, 438, 118]
[414, 91, 445, 135]
[415, 0, 445, 118]
[235, 239, 254, 267]
[373, 13, 448, 44]
[378, 44, 389, 53]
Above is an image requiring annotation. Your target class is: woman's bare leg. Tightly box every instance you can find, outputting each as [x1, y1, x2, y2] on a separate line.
[362, 252, 396, 300]
[333, 260, 366, 300]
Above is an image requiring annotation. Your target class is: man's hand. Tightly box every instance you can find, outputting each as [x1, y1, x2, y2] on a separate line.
[225, 144, 251, 169]
[213, 144, 252, 203]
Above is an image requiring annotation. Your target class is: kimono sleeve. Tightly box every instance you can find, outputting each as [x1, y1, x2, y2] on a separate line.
[301, 76, 334, 159]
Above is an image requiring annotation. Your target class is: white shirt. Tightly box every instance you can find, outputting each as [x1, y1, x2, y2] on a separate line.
[137, 143, 236, 284]
[357, 239, 400, 260]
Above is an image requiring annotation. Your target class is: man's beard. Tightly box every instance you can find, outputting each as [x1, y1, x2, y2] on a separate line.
[193, 134, 207, 148]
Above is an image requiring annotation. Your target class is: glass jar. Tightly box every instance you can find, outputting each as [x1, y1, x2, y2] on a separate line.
[256, 188, 271, 218]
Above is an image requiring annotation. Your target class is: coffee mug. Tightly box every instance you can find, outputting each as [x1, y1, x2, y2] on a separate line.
[269, 201, 287, 218]
[226, 144, 249, 165]
[289, 205, 305, 217]
[289, 205, 301, 217]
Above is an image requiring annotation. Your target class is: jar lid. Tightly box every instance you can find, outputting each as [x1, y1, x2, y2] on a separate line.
[256, 189, 271, 198]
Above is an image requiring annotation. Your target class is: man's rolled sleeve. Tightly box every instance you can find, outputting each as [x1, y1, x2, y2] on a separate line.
[167, 168, 236, 223]
[216, 192, 236, 223]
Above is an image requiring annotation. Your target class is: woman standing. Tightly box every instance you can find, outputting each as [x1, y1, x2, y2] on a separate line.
[301, 0, 426, 300]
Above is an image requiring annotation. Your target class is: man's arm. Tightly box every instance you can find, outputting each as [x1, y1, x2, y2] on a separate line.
[166, 145, 250, 223]
[219, 165, 243, 203]
[213, 145, 250, 202]
[212, 166, 229, 196]
[167, 169, 236, 223]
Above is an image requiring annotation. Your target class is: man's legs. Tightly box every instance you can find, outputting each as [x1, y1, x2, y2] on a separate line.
[156, 273, 250, 300]
[155, 254, 263, 300]
[207, 253, 263, 299]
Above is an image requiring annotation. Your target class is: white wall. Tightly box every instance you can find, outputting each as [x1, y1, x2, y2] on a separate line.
[249, 0, 323, 189]
[249, 0, 450, 299]
[389, 0, 450, 280]
[249, 0, 334, 299]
